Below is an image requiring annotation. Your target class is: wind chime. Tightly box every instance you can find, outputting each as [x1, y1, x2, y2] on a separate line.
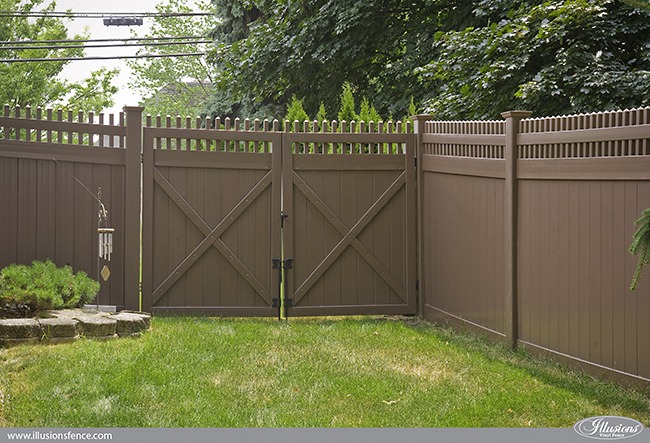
[97, 188, 114, 308]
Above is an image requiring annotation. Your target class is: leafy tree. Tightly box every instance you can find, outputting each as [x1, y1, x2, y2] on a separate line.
[418, 0, 650, 119]
[0, 0, 118, 113]
[207, 0, 465, 119]
[128, 0, 218, 119]
[207, 0, 649, 121]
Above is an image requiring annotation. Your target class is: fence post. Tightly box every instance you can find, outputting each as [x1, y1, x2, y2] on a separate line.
[123, 106, 144, 311]
[412, 114, 432, 316]
[501, 110, 532, 350]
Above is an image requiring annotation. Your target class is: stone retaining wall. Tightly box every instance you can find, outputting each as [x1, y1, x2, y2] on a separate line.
[0, 309, 151, 347]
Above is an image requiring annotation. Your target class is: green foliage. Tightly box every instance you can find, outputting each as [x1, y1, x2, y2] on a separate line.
[0, 0, 117, 113]
[337, 82, 357, 123]
[630, 208, 650, 290]
[206, 0, 649, 121]
[284, 95, 310, 129]
[207, 0, 450, 119]
[0, 260, 100, 318]
[316, 102, 327, 125]
[418, 0, 650, 119]
[357, 98, 383, 124]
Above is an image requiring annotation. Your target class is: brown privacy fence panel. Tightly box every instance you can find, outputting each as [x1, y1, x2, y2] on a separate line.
[417, 107, 650, 388]
[0, 106, 142, 310]
[417, 117, 507, 337]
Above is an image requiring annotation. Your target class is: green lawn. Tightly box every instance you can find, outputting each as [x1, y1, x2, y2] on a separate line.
[1, 316, 649, 428]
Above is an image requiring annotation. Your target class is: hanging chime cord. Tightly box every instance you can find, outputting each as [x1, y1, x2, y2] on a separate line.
[51, 157, 104, 205]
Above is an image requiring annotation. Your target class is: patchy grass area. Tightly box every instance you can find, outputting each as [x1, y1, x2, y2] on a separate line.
[0, 316, 649, 427]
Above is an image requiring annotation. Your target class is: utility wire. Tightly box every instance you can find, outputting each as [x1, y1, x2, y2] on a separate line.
[0, 52, 207, 63]
[0, 36, 207, 45]
[1, 40, 211, 51]
[0, 12, 213, 18]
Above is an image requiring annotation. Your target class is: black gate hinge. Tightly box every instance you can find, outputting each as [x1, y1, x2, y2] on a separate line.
[283, 258, 294, 269]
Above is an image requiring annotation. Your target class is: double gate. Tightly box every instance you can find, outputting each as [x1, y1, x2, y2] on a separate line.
[141, 124, 417, 317]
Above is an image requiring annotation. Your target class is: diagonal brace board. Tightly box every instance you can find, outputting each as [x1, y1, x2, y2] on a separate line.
[292, 172, 407, 302]
[151, 167, 273, 303]
[292, 170, 407, 303]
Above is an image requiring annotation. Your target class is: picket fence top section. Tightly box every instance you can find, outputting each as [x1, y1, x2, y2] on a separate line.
[1, 104, 648, 158]
[144, 113, 412, 135]
[421, 106, 650, 160]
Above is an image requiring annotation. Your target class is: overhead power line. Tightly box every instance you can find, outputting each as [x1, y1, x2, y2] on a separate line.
[0, 36, 207, 45]
[0, 52, 208, 63]
[0, 12, 213, 18]
[0, 40, 211, 51]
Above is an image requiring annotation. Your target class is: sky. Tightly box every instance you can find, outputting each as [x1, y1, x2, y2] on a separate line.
[54, 0, 164, 115]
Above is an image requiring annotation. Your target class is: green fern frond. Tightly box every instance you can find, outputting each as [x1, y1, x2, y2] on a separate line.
[630, 208, 650, 290]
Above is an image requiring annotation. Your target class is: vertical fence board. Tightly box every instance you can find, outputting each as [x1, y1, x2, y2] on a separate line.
[17, 159, 38, 264]
[0, 158, 18, 267]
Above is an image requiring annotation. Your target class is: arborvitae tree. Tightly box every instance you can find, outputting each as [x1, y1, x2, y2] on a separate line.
[284, 95, 310, 130]
[358, 97, 382, 124]
[317, 102, 327, 123]
[338, 82, 357, 123]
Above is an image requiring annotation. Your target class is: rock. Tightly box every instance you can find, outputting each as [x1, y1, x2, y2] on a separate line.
[0, 318, 41, 339]
[119, 311, 152, 329]
[112, 313, 147, 336]
[74, 315, 117, 338]
[39, 317, 78, 340]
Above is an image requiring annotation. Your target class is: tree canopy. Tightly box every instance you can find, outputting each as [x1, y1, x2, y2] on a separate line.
[203, 0, 649, 120]
[0, 0, 118, 113]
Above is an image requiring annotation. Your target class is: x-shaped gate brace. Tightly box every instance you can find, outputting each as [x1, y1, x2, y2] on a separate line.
[151, 167, 273, 306]
[289, 170, 408, 308]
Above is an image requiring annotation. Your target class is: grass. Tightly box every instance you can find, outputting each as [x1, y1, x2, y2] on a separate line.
[0, 316, 649, 428]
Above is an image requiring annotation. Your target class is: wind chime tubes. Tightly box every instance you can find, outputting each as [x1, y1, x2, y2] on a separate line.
[98, 227, 115, 261]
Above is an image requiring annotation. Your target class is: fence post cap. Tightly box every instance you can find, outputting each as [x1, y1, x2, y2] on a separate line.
[122, 106, 145, 113]
[501, 110, 532, 119]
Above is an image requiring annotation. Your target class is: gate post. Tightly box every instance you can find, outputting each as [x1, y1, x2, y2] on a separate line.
[501, 110, 532, 350]
[123, 106, 144, 311]
[412, 114, 433, 317]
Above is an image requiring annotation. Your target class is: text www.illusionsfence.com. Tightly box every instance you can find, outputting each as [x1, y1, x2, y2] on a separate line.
[5, 431, 112, 441]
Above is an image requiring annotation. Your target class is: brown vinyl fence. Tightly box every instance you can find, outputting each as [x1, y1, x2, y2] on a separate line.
[1, 104, 649, 390]
[0, 105, 142, 310]
[417, 108, 650, 389]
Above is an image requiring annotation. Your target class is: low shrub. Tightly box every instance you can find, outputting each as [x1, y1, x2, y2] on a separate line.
[0, 260, 100, 318]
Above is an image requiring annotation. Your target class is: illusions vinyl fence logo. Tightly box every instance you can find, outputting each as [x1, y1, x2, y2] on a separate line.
[574, 416, 644, 440]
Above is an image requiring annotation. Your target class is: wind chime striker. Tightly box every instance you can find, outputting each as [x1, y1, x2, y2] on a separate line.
[97, 188, 114, 283]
